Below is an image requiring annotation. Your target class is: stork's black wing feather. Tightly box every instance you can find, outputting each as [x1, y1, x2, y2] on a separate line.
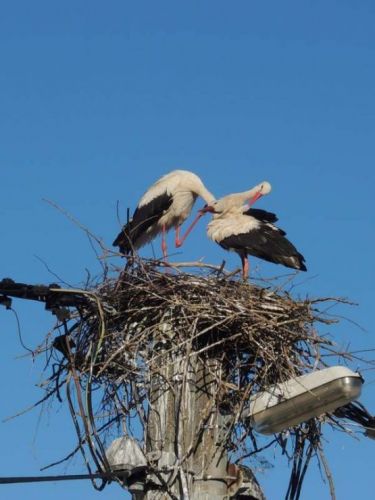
[113, 191, 173, 254]
[219, 224, 306, 271]
[243, 208, 278, 223]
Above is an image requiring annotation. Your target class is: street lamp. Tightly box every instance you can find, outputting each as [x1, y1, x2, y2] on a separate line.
[246, 366, 363, 434]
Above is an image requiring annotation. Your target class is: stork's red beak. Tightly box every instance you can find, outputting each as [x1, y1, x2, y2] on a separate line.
[175, 206, 210, 248]
[247, 190, 263, 206]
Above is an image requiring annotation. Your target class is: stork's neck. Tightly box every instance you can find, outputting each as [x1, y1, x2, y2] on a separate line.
[196, 185, 216, 205]
[234, 184, 263, 204]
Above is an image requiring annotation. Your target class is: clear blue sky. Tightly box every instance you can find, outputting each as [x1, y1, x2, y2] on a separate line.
[1, 1, 374, 499]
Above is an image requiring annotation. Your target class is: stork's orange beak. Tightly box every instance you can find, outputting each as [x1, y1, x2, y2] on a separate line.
[175, 207, 209, 248]
[247, 190, 263, 206]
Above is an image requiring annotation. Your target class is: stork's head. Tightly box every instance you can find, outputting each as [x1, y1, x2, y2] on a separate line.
[199, 202, 217, 214]
[242, 181, 272, 210]
[247, 181, 272, 205]
[200, 181, 272, 215]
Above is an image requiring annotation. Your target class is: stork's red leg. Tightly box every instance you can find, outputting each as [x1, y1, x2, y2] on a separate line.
[161, 224, 168, 260]
[175, 226, 181, 247]
[241, 254, 249, 280]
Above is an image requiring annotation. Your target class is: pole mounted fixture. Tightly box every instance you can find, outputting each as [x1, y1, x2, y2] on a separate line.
[1, 266, 374, 500]
[105, 437, 147, 495]
[246, 366, 363, 434]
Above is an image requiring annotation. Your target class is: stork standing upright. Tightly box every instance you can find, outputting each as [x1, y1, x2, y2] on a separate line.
[113, 170, 215, 259]
[200, 183, 307, 279]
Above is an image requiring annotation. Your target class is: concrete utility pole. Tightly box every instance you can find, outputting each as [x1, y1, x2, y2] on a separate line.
[143, 353, 264, 499]
[145, 354, 227, 499]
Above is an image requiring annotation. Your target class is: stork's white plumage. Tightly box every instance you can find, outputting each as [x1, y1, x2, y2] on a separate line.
[209, 181, 272, 213]
[180, 181, 272, 240]
[113, 170, 215, 258]
[202, 183, 306, 279]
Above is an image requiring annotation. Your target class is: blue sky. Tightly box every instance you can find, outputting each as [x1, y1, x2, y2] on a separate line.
[0, 1, 374, 498]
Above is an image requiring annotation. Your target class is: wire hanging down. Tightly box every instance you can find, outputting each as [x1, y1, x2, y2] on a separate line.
[1, 259, 374, 500]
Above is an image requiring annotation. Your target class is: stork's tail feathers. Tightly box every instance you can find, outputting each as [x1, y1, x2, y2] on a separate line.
[283, 253, 307, 271]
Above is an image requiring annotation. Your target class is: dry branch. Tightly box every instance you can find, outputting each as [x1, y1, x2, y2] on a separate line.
[3, 258, 373, 499]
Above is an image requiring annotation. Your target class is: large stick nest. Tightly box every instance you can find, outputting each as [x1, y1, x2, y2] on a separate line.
[76, 264, 335, 393]
[32, 259, 372, 498]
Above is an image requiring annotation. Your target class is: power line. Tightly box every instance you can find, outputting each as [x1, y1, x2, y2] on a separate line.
[0, 471, 129, 485]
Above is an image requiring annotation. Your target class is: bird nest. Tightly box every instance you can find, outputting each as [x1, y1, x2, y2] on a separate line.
[26, 259, 372, 499]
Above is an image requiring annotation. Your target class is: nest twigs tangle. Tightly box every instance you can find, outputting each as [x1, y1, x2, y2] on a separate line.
[27, 257, 370, 498]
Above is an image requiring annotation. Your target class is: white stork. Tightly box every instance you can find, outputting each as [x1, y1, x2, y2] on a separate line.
[113, 170, 215, 259]
[180, 181, 272, 241]
[200, 184, 307, 279]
